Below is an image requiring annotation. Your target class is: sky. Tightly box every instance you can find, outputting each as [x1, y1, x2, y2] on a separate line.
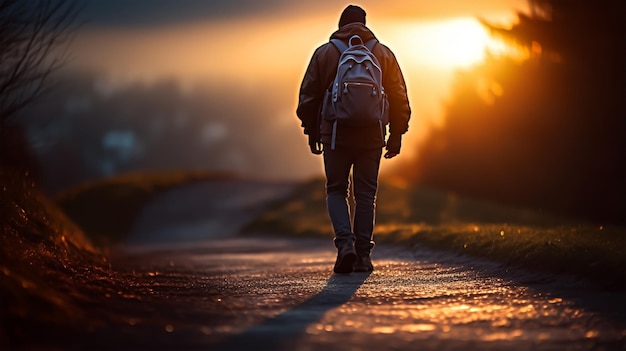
[60, 0, 528, 180]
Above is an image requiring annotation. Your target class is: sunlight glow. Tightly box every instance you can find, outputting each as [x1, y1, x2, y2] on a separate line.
[68, 10, 525, 177]
[389, 18, 509, 69]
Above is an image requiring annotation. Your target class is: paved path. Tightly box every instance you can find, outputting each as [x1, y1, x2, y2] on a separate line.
[108, 180, 625, 351]
[127, 179, 296, 245]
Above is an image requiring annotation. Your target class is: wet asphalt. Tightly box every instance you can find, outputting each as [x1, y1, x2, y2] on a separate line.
[109, 180, 625, 351]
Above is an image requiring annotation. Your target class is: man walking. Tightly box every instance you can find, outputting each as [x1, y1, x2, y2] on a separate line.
[297, 5, 411, 273]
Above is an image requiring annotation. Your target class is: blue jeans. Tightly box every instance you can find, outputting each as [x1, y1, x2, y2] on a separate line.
[323, 146, 382, 256]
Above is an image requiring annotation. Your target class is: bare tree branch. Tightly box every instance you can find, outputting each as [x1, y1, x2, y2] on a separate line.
[0, 0, 78, 123]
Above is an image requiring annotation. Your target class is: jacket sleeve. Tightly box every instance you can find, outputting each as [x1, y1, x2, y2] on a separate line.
[378, 45, 411, 136]
[296, 46, 326, 137]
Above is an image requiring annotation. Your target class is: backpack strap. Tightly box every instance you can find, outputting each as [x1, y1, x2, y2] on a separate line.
[329, 38, 348, 54]
[364, 39, 378, 51]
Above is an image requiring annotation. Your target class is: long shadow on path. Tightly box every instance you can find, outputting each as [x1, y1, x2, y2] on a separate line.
[216, 272, 371, 351]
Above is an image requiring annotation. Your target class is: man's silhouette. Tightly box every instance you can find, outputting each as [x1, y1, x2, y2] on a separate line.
[297, 5, 411, 273]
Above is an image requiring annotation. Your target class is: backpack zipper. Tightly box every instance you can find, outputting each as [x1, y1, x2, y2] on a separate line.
[343, 82, 377, 96]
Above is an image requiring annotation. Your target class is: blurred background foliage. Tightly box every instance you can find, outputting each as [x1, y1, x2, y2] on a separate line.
[407, 0, 625, 224]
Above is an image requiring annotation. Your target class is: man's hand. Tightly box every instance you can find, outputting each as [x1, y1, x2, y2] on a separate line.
[384, 134, 401, 159]
[384, 150, 398, 159]
[309, 134, 323, 155]
[310, 142, 323, 155]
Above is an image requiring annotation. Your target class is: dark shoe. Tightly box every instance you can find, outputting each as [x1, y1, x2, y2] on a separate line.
[333, 245, 356, 274]
[353, 255, 373, 272]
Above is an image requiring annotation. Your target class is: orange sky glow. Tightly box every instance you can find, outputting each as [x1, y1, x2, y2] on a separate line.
[68, 0, 528, 178]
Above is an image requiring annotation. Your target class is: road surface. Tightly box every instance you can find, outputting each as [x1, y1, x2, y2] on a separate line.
[103, 180, 625, 351]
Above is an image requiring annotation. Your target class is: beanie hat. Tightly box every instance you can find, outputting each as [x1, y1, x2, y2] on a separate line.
[338, 5, 366, 28]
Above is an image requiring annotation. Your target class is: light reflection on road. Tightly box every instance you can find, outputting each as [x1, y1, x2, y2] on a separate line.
[122, 238, 625, 350]
[308, 256, 619, 344]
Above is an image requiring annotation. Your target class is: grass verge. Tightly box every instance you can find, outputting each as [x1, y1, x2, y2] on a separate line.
[244, 177, 625, 290]
[1, 168, 110, 347]
[1, 168, 233, 348]
[56, 170, 233, 246]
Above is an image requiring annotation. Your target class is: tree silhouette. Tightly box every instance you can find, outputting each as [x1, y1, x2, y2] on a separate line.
[0, 0, 78, 178]
[0, 0, 78, 123]
[413, 0, 625, 223]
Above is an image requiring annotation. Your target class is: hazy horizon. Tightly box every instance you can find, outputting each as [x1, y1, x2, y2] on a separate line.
[29, 1, 529, 187]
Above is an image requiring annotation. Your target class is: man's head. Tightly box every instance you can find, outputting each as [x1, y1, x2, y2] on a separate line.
[338, 5, 366, 29]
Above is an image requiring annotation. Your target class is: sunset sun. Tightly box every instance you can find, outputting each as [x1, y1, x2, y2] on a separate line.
[395, 18, 497, 69]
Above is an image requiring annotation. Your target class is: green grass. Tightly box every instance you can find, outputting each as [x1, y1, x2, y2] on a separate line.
[244, 177, 625, 289]
[56, 170, 233, 246]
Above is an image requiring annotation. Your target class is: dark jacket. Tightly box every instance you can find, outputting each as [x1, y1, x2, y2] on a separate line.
[297, 23, 411, 149]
